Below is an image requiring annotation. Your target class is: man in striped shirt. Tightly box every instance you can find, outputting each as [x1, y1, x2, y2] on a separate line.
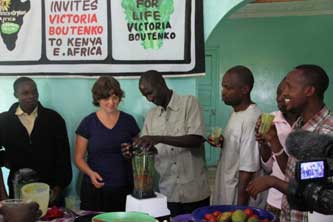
[247, 64, 333, 222]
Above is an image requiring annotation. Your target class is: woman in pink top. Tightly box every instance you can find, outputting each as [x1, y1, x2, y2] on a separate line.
[255, 80, 298, 220]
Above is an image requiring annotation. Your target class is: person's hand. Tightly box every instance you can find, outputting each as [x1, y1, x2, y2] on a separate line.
[133, 136, 158, 150]
[0, 202, 41, 222]
[121, 143, 133, 159]
[246, 176, 275, 199]
[89, 171, 104, 189]
[207, 135, 224, 148]
[49, 186, 62, 206]
[264, 123, 278, 145]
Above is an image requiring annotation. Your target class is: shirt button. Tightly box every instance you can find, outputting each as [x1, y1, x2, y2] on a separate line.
[174, 162, 176, 165]
[171, 148, 174, 151]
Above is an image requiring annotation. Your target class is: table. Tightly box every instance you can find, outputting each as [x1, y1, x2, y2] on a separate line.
[40, 210, 163, 222]
[39, 210, 98, 222]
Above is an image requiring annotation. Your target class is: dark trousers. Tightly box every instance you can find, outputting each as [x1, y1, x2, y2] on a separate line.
[80, 181, 132, 212]
[167, 197, 210, 217]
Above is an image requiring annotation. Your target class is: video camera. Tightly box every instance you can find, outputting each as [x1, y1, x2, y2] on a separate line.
[285, 130, 333, 214]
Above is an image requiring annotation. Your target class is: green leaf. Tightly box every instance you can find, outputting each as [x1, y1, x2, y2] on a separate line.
[1, 22, 20, 35]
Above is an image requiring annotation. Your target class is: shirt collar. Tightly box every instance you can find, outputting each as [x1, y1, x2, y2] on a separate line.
[158, 91, 180, 114]
[15, 106, 38, 116]
[293, 105, 330, 130]
[273, 111, 288, 123]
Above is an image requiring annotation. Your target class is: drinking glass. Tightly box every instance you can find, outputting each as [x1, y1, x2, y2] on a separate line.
[1, 199, 26, 208]
[65, 195, 80, 212]
[210, 127, 222, 144]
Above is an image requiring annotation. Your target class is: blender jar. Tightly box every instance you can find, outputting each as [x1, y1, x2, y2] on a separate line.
[131, 145, 156, 199]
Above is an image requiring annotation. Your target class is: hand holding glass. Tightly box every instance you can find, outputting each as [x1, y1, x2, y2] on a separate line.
[209, 127, 222, 145]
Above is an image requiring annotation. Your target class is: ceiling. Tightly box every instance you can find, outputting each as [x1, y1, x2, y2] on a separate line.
[230, 0, 333, 18]
[252, 0, 304, 3]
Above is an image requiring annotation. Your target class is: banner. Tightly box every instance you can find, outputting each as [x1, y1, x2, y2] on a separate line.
[0, 0, 205, 77]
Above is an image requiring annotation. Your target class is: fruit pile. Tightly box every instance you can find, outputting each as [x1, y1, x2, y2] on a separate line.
[41, 206, 64, 220]
[203, 208, 271, 222]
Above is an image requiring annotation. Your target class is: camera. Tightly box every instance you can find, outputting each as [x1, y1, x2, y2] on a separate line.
[286, 159, 333, 215]
[287, 159, 333, 214]
[285, 130, 333, 214]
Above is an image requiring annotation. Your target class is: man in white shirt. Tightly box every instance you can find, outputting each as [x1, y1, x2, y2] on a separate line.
[210, 65, 263, 207]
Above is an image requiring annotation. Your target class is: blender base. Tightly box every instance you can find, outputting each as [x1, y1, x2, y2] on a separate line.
[125, 192, 170, 219]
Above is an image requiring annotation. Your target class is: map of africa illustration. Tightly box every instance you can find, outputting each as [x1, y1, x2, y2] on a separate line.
[0, 0, 30, 51]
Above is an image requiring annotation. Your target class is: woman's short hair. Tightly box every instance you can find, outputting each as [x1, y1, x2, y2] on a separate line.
[92, 76, 124, 106]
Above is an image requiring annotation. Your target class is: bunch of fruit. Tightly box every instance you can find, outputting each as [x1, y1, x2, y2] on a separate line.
[41, 206, 64, 220]
[203, 208, 271, 222]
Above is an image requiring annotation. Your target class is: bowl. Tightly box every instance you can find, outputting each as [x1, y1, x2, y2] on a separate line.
[173, 214, 195, 222]
[192, 205, 276, 222]
[92, 211, 156, 222]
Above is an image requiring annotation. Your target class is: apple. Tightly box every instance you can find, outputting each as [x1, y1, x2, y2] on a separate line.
[204, 213, 216, 222]
[243, 208, 254, 217]
[213, 210, 222, 217]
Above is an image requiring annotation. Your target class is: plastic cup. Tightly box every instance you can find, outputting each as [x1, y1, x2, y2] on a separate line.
[259, 113, 275, 135]
[65, 195, 80, 211]
[21, 182, 50, 217]
[210, 127, 222, 144]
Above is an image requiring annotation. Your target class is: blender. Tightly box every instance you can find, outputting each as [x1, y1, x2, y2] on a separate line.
[125, 145, 170, 221]
[12, 168, 39, 199]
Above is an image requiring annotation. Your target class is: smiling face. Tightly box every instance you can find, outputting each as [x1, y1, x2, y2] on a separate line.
[98, 93, 120, 114]
[92, 76, 124, 108]
[221, 72, 245, 106]
[282, 69, 311, 113]
[14, 80, 39, 114]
